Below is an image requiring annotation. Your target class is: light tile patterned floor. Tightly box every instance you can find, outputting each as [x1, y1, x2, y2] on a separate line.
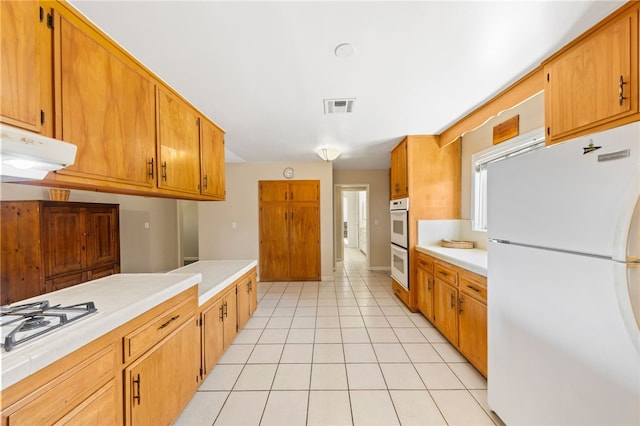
[175, 248, 503, 426]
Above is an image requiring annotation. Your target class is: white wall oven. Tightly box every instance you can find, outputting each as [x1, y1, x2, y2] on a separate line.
[390, 198, 409, 289]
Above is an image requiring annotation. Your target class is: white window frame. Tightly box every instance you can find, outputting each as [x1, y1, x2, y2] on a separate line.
[471, 128, 545, 232]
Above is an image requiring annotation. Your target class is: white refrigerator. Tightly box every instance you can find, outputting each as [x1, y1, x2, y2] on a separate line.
[487, 122, 640, 425]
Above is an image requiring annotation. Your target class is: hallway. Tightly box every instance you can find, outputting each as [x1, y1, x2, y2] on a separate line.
[175, 250, 499, 425]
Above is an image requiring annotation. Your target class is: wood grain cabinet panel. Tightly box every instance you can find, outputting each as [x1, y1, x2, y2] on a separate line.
[200, 118, 226, 199]
[544, 4, 639, 142]
[390, 139, 408, 199]
[125, 319, 199, 426]
[156, 87, 201, 196]
[237, 270, 258, 331]
[200, 287, 237, 379]
[0, 201, 120, 305]
[259, 180, 320, 281]
[415, 252, 434, 321]
[0, 1, 41, 132]
[54, 8, 156, 188]
[433, 278, 458, 345]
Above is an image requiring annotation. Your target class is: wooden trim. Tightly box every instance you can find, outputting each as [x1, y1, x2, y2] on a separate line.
[438, 66, 544, 148]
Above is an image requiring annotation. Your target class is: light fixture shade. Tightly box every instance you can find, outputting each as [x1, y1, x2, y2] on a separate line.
[315, 147, 341, 162]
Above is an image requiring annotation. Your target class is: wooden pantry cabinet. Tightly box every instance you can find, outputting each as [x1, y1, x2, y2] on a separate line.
[259, 180, 321, 281]
[544, 2, 639, 144]
[1, 1, 225, 201]
[389, 136, 461, 311]
[0, 201, 120, 305]
[415, 250, 487, 377]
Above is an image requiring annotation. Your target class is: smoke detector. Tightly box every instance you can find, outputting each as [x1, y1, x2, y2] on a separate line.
[324, 98, 356, 114]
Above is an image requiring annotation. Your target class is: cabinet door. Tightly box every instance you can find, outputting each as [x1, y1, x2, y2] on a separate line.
[86, 206, 119, 267]
[201, 299, 225, 376]
[545, 9, 637, 140]
[156, 88, 201, 195]
[433, 279, 458, 345]
[236, 276, 250, 331]
[288, 181, 319, 203]
[43, 205, 86, 277]
[259, 204, 289, 281]
[458, 292, 487, 376]
[200, 119, 226, 199]
[248, 271, 258, 316]
[390, 139, 408, 199]
[289, 205, 320, 280]
[1, 201, 44, 305]
[53, 379, 119, 426]
[55, 11, 156, 188]
[223, 290, 238, 348]
[416, 267, 434, 322]
[126, 319, 199, 426]
[259, 181, 290, 203]
[0, 1, 41, 131]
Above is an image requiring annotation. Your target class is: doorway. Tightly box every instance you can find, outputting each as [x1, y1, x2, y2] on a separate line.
[178, 200, 199, 266]
[334, 185, 369, 271]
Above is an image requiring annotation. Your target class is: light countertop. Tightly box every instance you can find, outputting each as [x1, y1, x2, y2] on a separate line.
[1, 273, 201, 390]
[169, 260, 258, 306]
[416, 245, 487, 276]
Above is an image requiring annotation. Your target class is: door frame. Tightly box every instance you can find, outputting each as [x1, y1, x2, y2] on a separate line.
[333, 184, 370, 270]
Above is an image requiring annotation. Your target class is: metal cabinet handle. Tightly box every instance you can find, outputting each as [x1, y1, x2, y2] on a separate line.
[450, 293, 455, 309]
[619, 75, 627, 105]
[459, 296, 464, 314]
[148, 158, 154, 180]
[133, 373, 141, 405]
[203, 174, 208, 190]
[290, 192, 294, 200]
[466, 285, 481, 293]
[427, 276, 432, 291]
[219, 304, 224, 321]
[161, 161, 167, 181]
[158, 315, 180, 330]
[223, 301, 228, 318]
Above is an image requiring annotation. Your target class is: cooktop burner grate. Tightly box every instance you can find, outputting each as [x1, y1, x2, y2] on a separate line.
[1, 301, 97, 352]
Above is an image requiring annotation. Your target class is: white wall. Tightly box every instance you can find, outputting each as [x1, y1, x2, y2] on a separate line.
[0, 183, 180, 272]
[198, 161, 334, 280]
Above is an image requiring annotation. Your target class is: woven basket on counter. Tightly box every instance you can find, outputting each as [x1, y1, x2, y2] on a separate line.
[440, 239, 475, 249]
[49, 189, 70, 201]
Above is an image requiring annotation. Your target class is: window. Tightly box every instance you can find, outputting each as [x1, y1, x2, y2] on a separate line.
[471, 128, 545, 231]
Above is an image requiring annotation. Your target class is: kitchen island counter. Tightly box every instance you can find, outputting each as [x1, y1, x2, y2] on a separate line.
[169, 260, 258, 306]
[416, 244, 487, 276]
[1, 273, 202, 390]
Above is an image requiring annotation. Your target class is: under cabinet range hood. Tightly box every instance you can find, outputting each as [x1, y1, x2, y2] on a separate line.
[0, 125, 77, 181]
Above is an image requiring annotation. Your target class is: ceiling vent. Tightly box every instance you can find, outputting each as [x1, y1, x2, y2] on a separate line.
[324, 98, 356, 114]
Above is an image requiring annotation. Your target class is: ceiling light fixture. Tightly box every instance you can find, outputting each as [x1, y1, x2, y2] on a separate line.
[334, 43, 356, 58]
[316, 147, 341, 162]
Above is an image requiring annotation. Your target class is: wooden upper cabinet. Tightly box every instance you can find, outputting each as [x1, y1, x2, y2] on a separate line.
[200, 119, 226, 199]
[156, 87, 201, 196]
[390, 139, 408, 199]
[0, 1, 42, 132]
[289, 181, 320, 203]
[53, 9, 156, 188]
[545, 4, 639, 143]
[259, 181, 290, 203]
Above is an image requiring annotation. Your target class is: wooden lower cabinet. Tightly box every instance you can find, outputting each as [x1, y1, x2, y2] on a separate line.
[125, 319, 199, 426]
[433, 278, 459, 344]
[416, 250, 488, 377]
[200, 287, 237, 378]
[1, 344, 120, 426]
[237, 269, 258, 331]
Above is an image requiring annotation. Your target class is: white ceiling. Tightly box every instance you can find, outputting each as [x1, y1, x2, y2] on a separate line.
[69, 0, 625, 170]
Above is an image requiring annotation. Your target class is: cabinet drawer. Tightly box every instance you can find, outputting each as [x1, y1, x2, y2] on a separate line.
[123, 297, 193, 362]
[434, 263, 458, 286]
[4, 345, 116, 426]
[415, 252, 434, 273]
[459, 276, 487, 303]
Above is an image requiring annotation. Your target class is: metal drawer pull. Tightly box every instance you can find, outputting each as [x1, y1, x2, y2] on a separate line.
[223, 301, 228, 318]
[219, 305, 224, 321]
[459, 297, 464, 314]
[450, 294, 455, 309]
[619, 75, 627, 105]
[148, 158, 154, 180]
[466, 285, 481, 293]
[158, 314, 180, 330]
[133, 373, 141, 405]
[161, 161, 167, 181]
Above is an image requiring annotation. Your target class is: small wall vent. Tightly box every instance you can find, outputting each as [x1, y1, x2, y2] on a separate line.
[324, 98, 356, 114]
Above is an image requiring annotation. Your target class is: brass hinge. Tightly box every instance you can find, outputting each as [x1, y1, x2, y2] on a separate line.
[39, 7, 44, 22]
[47, 13, 54, 29]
